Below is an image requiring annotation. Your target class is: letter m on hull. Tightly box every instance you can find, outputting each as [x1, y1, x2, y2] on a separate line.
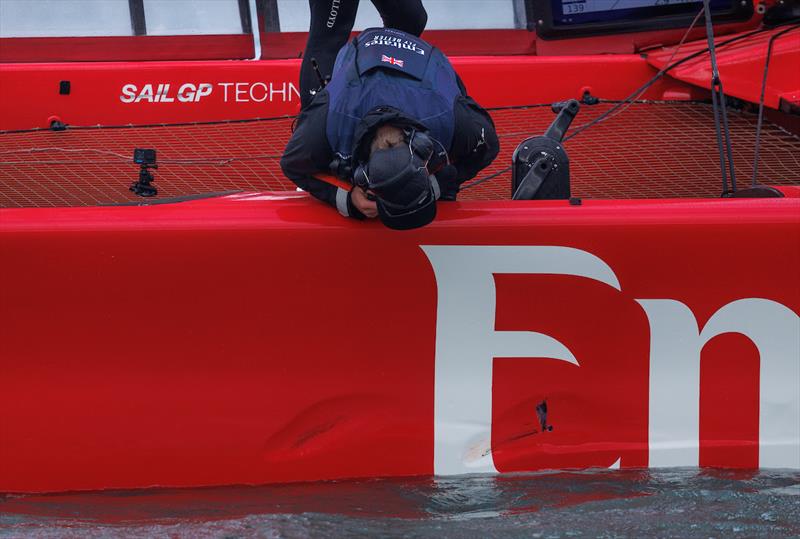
[639, 298, 800, 469]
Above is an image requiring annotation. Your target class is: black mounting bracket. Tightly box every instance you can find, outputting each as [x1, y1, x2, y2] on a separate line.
[130, 165, 158, 197]
[130, 148, 158, 197]
[511, 99, 580, 201]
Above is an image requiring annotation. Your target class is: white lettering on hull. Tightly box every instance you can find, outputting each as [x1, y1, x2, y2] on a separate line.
[422, 245, 621, 475]
[640, 298, 800, 469]
[120, 82, 300, 104]
[423, 245, 800, 475]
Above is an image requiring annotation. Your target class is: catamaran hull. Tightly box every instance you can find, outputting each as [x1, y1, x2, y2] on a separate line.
[1, 194, 798, 493]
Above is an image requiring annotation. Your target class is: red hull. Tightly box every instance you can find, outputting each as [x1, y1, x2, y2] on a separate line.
[1, 194, 799, 492]
[1, 27, 799, 493]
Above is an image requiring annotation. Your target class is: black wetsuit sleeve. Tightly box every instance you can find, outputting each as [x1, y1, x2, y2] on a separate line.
[280, 92, 363, 218]
[449, 77, 500, 185]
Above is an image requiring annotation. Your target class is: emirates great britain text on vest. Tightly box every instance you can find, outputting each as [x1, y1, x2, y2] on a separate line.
[363, 35, 426, 55]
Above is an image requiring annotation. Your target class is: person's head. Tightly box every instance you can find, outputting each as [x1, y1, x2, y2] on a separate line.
[354, 123, 442, 230]
[370, 125, 405, 153]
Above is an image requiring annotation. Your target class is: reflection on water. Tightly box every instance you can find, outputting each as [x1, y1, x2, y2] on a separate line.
[1, 469, 798, 538]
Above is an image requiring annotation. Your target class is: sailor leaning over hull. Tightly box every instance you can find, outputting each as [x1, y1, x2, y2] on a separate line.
[282, 26, 499, 230]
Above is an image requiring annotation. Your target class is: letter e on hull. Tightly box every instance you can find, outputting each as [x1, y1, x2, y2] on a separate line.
[421, 246, 622, 476]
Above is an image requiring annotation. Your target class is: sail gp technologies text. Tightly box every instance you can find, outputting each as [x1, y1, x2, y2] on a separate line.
[119, 82, 300, 103]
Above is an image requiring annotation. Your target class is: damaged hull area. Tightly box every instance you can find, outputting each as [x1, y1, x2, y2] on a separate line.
[1, 195, 798, 492]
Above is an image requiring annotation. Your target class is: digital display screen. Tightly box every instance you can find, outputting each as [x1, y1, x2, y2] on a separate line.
[533, 0, 753, 39]
[551, 0, 737, 27]
[564, 0, 700, 15]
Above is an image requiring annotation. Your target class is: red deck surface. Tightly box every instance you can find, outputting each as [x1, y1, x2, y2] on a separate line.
[647, 26, 800, 110]
[1, 101, 799, 208]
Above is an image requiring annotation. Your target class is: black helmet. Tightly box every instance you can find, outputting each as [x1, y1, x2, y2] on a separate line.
[353, 129, 442, 230]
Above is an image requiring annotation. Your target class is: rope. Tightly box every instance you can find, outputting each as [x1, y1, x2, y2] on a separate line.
[463, 16, 776, 190]
[752, 24, 800, 187]
[0, 147, 283, 166]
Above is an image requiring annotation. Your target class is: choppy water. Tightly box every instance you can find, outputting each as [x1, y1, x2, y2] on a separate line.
[1, 469, 798, 538]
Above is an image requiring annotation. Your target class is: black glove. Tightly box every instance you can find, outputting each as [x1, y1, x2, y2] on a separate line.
[346, 189, 367, 220]
[435, 164, 459, 201]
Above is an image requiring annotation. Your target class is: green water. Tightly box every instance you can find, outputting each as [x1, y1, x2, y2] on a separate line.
[1, 469, 798, 538]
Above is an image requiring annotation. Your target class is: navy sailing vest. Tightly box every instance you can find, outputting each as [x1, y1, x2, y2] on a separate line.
[325, 28, 461, 161]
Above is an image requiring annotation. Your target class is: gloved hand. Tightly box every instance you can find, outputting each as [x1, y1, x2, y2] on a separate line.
[347, 186, 377, 219]
[435, 164, 459, 201]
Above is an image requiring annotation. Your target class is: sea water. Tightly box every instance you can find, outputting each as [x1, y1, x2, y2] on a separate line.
[1, 469, 798, 538]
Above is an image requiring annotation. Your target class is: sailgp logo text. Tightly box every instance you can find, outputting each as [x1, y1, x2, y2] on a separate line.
[119, 82, 300, 103]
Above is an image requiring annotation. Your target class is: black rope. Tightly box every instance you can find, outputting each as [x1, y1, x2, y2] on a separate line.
[463, 14, 768, 190]
[463, 19, 796, 191]
[484, 103, 553, 112]
[752, 24, 800, 187]
[0, 147, 284, 166]
[563, 6, 706, 143]
[562, 10, 773, 143]
[521, 23, 770, 147]
[460, 165, 513, 190]
[0, 114, 296, 136]
[703, 0, 737, 195]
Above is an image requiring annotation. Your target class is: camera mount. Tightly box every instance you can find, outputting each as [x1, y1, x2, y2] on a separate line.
[130, 148, 158, 197]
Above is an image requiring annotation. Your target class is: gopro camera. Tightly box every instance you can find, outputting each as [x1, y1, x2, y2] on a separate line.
[133, 148, 157, 166]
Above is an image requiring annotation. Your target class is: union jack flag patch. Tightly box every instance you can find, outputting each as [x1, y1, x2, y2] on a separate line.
[381, 55, 404, 67]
